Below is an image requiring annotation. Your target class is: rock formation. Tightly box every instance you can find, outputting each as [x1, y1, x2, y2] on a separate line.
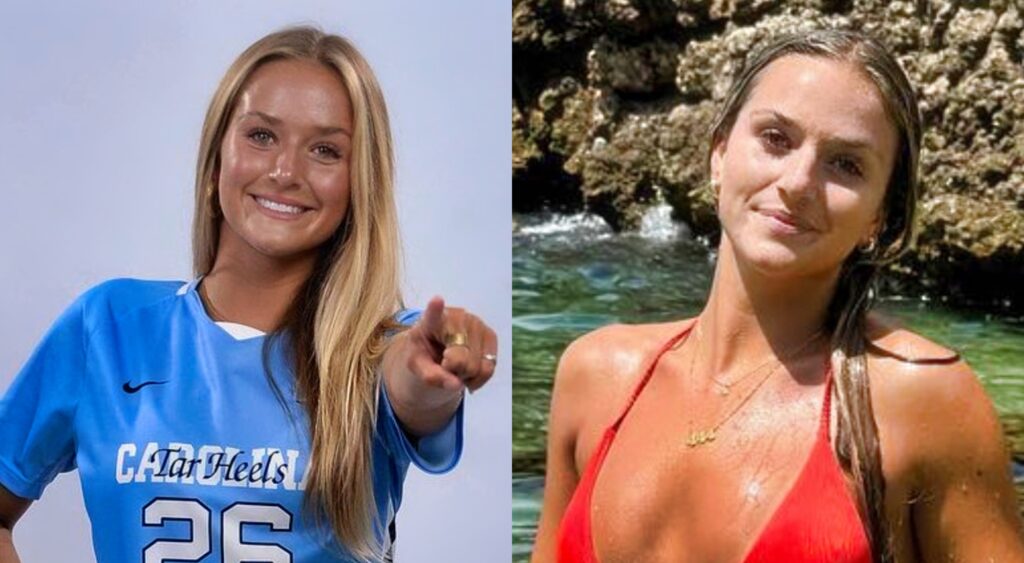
[513, 0, 1024, 309]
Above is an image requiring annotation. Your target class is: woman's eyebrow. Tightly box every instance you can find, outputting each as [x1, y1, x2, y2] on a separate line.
[751, 108, 880, 159]
[238, 110, 282, 126]
[237, 110, 352, 137]
[825, 137, 874, 154]
[750, 108, 797, 128]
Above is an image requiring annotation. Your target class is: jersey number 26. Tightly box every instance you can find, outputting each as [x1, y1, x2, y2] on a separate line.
[142, 497, 292, 563]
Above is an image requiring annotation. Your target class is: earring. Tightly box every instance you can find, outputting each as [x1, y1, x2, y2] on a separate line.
[858, 236, 878, 255]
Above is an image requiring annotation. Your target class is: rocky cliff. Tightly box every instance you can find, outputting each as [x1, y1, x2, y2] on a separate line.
[513, 0, 1024, 309]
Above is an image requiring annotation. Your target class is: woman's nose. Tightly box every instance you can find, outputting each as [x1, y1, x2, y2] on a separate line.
[269, 147, 302, 184]
[777, 149, 820, 203]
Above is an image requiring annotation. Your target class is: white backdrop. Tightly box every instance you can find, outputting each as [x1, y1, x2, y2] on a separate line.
[0, 1, 510, 561]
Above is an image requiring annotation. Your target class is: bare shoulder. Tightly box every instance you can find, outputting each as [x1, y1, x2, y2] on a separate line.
[551, 320, 694, 441]
[865, 311, 959, 364]
[557, 320, 691, 398]
[865, 316, 1024, 554]
[866, 311, 974, 415]
[866, 315, 1004, 477]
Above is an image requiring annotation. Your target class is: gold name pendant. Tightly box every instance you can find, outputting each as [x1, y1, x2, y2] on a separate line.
[686, 429, 717, 447]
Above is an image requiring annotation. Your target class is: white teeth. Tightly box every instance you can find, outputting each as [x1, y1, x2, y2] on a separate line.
[255, 196, 305, 215]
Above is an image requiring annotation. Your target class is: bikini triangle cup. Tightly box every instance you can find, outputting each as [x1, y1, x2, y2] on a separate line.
[554, 322, 871, 563]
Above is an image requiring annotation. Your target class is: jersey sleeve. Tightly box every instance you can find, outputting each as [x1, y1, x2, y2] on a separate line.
[376, 307, 464, 474]
[0, 295, 87, 499]
[378, 383, 463, 474]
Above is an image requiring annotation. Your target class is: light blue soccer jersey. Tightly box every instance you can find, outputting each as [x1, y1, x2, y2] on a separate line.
[0, 278, 463, 562]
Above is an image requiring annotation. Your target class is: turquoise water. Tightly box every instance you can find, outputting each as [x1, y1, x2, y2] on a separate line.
[511, 211, 1024, 561]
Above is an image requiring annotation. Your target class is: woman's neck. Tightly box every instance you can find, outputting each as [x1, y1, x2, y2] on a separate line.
[200, 226, 318, 332]
[696, 237, 836, 376]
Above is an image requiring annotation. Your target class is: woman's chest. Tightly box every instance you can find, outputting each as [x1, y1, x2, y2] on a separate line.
[74, 333, 308, 483]
[587, 374, 831, 562]
[67, 336, 365, 562]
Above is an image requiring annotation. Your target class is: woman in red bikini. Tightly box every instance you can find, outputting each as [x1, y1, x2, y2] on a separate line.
[531, 30, 1024, 562]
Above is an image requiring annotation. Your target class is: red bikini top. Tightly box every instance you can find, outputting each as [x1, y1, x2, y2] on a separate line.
[554, 324, 872, 562]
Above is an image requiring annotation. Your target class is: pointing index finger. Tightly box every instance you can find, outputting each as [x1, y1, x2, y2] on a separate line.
[419, 295, 447, 344]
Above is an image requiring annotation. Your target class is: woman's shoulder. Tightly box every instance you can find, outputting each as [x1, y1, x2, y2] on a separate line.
[73, 277, 190, 325]
[561, 319, 692, 378]
[865, 311, 959, 365]
[865, 311, 970, 404]
[865, 313, 1002, 474]
[79, 277, 187, 306]
[552, 319, 695, 420]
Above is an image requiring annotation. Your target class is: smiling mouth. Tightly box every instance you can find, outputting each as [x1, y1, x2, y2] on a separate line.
[253, 196, 309, 216]
[759, 209, 815, 233]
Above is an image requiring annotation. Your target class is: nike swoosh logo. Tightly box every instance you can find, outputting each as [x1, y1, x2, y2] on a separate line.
[122, 380, 168, 393]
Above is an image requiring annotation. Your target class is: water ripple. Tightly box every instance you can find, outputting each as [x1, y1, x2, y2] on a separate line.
[512, 215, 1024, 558]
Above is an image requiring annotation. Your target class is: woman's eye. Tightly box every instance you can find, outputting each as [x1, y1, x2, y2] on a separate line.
[832, 155, 863, 178]
[759, 128, 790, 151]
[313, 144, 342, 160]
[247, 128, 275, 145]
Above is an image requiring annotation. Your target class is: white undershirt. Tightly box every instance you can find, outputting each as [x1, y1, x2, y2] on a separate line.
[178, 281, 267, 341]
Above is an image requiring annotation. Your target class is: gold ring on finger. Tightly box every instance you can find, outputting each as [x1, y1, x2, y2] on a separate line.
[445, 332, 469, 348]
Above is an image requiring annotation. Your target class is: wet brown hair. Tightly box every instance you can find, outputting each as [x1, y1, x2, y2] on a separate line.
[709, 29, 922, 562]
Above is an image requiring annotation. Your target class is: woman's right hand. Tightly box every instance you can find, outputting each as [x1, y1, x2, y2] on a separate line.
[382, 296, 498, 437]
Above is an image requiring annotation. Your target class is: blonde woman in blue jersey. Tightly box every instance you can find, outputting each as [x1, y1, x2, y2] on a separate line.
[0, 27, 497, 562]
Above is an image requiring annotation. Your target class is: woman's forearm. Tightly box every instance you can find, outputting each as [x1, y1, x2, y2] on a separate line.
[0, 528, 20, 563]
[387, 380, 463, 437]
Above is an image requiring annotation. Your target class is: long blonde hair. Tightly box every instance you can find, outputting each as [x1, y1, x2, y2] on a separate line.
[709, 30, 922, 562]
[191, 26, 402, 560]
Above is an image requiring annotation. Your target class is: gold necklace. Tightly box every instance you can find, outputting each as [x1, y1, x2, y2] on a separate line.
[701, 326, 824, 396]
[692, 324, 779, 396]
[683, 325, 825, 448]
[685, 361, 784, 447]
